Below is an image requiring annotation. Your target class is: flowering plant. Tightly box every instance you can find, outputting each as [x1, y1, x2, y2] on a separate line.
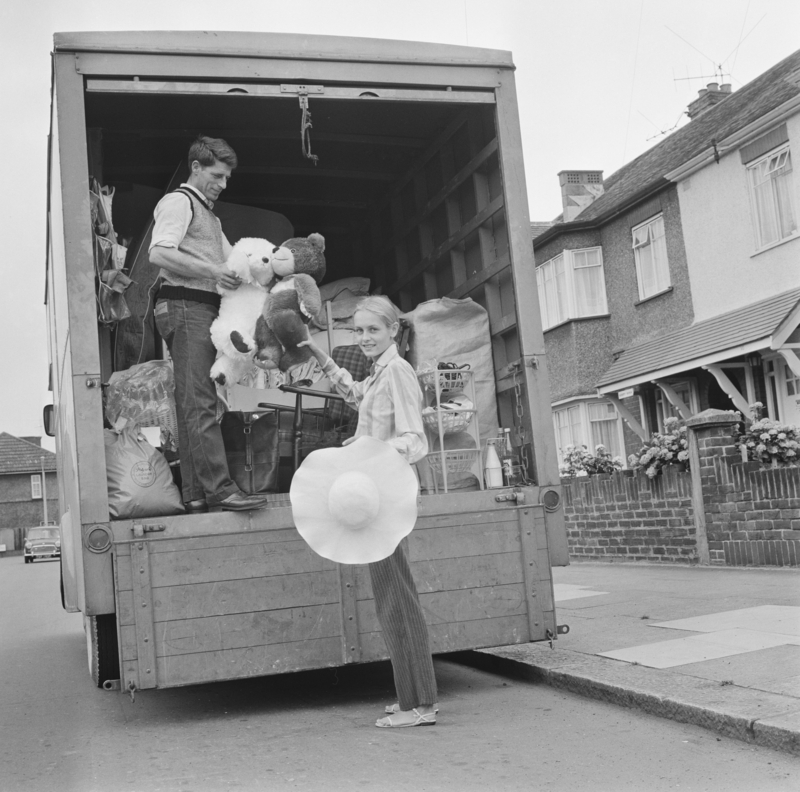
[627, 417, 690, 478]
[734, 403, 799, 466]
[559, 444, 624, 477]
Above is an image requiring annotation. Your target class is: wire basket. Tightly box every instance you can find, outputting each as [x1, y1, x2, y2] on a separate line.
[426, 449, 480, 474]
[422, 409, 475, 434]
[418, 369, 469, 394]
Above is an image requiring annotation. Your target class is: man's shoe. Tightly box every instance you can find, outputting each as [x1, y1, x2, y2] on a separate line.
[184, 498, 209, 514]
[210, 492, 269, 512]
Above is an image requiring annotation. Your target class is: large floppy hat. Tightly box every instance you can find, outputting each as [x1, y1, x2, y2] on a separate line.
[290, 436, 419, 564]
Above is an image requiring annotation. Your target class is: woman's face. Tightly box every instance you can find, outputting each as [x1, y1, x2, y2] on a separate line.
[353, 309, 398, 360]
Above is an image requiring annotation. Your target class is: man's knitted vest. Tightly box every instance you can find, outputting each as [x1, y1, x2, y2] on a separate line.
[159, 187, 224, 293]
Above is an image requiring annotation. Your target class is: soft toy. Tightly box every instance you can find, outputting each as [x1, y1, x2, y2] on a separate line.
[209, 237, 276, 386]
[254, 233, 327, 373]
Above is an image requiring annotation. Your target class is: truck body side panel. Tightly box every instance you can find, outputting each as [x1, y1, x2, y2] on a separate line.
[112, 493, 554, 690]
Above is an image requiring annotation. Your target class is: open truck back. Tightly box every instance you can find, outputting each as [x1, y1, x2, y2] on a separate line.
[45, 31, 568, 693]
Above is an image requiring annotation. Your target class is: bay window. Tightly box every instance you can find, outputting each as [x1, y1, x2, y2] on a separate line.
[536, 247, 608, 330]
[552, 399, 624, 463]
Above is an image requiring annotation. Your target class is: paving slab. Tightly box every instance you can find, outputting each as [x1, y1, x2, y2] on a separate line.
[454, 562, 800, 756]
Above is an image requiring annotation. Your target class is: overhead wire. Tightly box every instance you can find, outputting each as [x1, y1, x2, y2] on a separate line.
[622, 0, 645, 166]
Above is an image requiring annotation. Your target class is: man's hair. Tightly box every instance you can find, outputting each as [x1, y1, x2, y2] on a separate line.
[187, 135, 238, 170]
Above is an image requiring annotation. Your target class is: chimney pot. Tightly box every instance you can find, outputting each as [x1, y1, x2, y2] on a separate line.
[698, 88, 708, 98]
[720, 83, 732, 94]
[707, 82, 719, 92]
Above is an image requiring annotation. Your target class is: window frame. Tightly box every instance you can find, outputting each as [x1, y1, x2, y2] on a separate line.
[652, 379, 699, 434]
[536, 246, 608, 331]
[746, 143, 797, 252]
[631, 213, 671, 301]
[31, 474, 42, 500]
[552, 398, 626, 464]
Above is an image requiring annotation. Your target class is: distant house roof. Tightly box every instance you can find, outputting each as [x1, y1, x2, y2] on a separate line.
[535, 48, 800, 247]
[597, 288, 800, 392]
[0, 433, 57, 475]
[530, 221, 553, 241]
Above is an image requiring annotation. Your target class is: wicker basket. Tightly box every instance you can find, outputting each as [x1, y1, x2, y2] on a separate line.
[422, 409, 475, 434]
[426, 449, 480, 474]
[419, 369, 468, 394]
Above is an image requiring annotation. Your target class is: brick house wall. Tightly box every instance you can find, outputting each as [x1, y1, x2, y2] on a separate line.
[0, 472, 59, 550]
[598, 186, 694, 351]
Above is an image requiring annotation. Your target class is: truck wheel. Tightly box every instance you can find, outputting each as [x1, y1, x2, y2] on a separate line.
[86, 614, 120, 688]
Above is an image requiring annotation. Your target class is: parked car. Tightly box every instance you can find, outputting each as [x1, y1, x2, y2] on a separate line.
[24, 526, 61, 564]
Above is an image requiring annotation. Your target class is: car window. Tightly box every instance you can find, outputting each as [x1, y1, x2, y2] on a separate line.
[28, 529, 58, 540]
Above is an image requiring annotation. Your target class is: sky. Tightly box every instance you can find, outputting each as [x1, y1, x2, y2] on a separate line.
[1, 0, 799, 451]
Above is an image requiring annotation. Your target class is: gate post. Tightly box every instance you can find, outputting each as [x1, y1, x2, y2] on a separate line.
[684, 409, 740, 566]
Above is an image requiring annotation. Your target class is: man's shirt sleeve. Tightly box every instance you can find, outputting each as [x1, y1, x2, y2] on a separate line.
[149, 193, 192, 252]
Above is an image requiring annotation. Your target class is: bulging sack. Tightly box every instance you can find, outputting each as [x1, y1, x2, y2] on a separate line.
[403, 298, 499, 443]
[104, 426, 184, 519]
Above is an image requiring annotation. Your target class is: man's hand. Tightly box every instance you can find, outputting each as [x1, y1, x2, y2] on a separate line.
[216, 267, 242, 291]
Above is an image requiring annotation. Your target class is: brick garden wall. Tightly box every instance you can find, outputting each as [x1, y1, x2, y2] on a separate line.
[562, 414, 800, 567]
[562, 467, 697, 563]
[697, 422, 800, 566]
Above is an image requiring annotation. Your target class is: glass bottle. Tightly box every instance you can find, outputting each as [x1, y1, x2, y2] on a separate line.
[484, 440, 503, 488]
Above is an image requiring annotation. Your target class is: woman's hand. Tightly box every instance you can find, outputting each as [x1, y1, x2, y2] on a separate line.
[298, 326, 331, 367]
[296, 325, 313, 348]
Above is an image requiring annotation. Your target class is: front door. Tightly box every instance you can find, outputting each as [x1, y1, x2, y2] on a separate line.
[779, 361, 800, 424]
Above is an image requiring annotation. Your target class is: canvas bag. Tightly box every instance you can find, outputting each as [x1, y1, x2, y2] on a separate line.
[220, 411, 280, 494]
[104, 425, 184, 519]
[403, 297, 499, 444]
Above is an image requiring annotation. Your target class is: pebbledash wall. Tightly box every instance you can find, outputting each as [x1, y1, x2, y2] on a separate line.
[561, 411, 800, 567]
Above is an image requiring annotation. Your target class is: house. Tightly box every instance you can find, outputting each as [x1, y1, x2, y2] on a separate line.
[534, 48, 800, 463]
[0, 433, 58, 550]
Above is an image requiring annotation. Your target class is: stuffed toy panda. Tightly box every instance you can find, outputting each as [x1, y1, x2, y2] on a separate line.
[209, 237, 276, 386]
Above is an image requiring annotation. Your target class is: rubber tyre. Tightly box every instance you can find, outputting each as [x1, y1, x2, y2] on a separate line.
[87, 614, 121, 688]
[24, 557, 31, 564]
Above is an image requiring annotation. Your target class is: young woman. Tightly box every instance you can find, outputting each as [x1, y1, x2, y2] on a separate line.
[300, 295, 438, 728]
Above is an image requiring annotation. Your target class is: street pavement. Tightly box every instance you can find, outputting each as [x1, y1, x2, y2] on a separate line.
[1, 554, 798, 792]
[472, 561, 800, 756]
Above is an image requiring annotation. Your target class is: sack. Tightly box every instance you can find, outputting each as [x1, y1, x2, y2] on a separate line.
[220, 411, 280, 494]
[403, 297, 499, 444]
[104, 426, 184, 519]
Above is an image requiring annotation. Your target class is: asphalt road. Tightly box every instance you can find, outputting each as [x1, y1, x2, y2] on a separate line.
[1, 554, 796, 792]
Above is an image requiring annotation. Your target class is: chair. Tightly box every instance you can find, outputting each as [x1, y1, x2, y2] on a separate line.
[260, 344, 370, 473]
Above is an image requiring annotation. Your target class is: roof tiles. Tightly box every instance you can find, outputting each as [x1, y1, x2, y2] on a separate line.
[597, 288, 800, 388]
[0, 433, 57, 475]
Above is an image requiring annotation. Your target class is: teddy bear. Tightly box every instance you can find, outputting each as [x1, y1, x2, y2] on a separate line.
[209, 237, 276, 387]
[253, 233, 327, 373]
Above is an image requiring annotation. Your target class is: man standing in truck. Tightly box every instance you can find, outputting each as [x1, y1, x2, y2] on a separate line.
[149, 136, 267, 513]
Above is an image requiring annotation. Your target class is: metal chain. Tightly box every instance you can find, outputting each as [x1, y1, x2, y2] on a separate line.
[511, 364, 531, 483]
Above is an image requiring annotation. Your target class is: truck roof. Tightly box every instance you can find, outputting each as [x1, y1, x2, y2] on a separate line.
[53, 31, 515, 69]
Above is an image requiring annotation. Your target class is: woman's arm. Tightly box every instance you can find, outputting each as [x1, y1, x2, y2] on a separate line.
[297, 329, 362, 407]
[385, 362, 428, 464]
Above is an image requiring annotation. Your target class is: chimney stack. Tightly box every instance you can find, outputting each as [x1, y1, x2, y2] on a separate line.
[687, 82, 732, 120]
[558, 170, 604, 222]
